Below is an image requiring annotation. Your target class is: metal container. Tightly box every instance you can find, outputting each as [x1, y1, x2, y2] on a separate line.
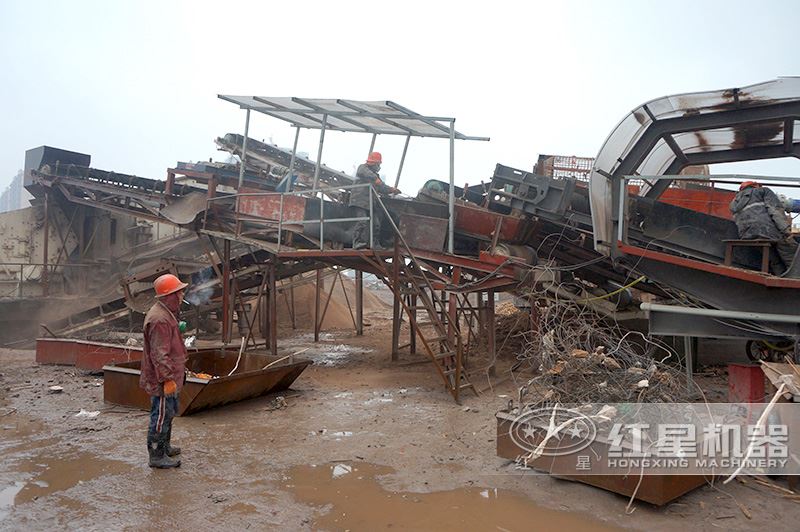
[103, 350, 311, 415]
[398, 212, 447, 252]
[496, 409, 707, 506]
[36, 338, 142, 371]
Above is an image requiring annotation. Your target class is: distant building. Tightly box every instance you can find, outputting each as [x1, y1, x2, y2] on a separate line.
[0, 170, 30, 213]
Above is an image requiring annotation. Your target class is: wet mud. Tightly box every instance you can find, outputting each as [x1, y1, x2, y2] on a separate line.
[287, 462, 622, 531]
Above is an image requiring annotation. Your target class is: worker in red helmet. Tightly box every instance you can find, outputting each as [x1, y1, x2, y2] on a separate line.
[350, 151, 400, 249]
[140, 273, 189, 468]
[730, 181, 798, 275]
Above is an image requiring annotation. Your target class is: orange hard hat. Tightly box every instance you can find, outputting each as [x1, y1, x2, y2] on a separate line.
[154, 274, 188, 298]
[366, 151, 382, 165]
[740, 180, 761, 190]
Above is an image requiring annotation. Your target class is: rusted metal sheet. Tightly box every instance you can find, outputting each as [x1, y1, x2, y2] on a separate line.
[103, 350, 311, 416]
[454, 204, 529, 242]
[398, 213, 447, 252]
[496, 410, 707, 506]
[236, 187, 306, 221]
[36, 338, 142, 371]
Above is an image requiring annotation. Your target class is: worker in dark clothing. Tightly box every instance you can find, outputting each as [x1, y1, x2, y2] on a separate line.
[350, 151, 400, 249]
[730, 181, 798, 275]
[140, 273, 189, 469]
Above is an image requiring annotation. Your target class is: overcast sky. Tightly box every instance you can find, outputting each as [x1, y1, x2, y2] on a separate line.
[1, 0, 798, 195]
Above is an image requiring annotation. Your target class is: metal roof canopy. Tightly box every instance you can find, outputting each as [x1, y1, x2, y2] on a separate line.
[218, 96, 489, 141]
[219, 95, 491, 254]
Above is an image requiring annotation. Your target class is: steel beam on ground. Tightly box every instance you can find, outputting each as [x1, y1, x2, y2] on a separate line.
[355, 270, 364, 336]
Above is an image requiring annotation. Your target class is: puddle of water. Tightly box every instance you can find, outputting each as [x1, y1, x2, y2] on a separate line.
[0, 451, 133, 520]
[287, 462, 622, 531]
[0, 482, 24, 520]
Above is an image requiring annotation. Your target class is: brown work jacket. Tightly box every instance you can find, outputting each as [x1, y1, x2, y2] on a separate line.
[139, 300, 187, 396]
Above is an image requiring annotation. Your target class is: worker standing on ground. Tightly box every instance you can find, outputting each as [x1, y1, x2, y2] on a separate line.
[140, 273, 189, 469]
[350, 151, 400, 249]
[730, 181, 798, 274]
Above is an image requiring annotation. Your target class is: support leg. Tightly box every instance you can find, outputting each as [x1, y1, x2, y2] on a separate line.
[355, 270, 363, 336]
[391, 243, 401, 361]
[487, 290, 496, 377]
[268, 262, 277, 357]
[314, 269, 322, 343]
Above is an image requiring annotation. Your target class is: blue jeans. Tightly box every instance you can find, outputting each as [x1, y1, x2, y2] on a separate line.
[148, 394, 179, 438]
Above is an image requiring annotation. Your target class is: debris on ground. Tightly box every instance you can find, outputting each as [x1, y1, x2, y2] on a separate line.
[514, 286, 692, 405]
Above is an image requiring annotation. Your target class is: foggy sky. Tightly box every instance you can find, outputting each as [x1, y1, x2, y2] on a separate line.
[1, 0, 798, 195]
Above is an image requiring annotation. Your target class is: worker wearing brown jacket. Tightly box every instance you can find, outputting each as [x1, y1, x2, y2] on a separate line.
[141, 273, 188, 469]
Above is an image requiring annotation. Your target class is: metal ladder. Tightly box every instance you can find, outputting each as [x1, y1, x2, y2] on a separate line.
[366, 194, 478, 402]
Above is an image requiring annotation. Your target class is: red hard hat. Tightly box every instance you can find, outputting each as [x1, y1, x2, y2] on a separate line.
[740, 180, 761, 191]
[154, 274, 188, 298]
[366, 151, 382, 165]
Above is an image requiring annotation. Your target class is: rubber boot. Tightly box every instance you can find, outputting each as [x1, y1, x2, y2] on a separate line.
[149, 434, 181, 469]
[165, 426, 181, 457]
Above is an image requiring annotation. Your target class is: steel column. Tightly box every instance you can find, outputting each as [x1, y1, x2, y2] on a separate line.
[238, 108, 251, 190]
[368, 133, 377, 154]
[222, 239, 232, 344]
[394, 135, 411, 188]
[355, 270, 364, 336]
[448, 119, 455, 254]
[268, 262, 277, 357]
[487, 290, 496, 377]
[391, 242, 401, 361]
[287, 126, 300, 189]
[314, 268, 322, 342]
[409, 293, 417, 355]
[312, 113, 328, 190]
[42, 192, 49, 296]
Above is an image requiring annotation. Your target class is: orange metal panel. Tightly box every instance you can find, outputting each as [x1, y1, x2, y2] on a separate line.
[236, 187, 307, 221]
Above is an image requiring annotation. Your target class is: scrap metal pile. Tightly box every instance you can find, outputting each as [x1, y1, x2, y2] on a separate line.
[513, 283, 693, 406]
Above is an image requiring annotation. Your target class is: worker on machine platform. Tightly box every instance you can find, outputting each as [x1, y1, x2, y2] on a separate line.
[140, 273, 189, 469]
[730, 181, 798, 275]
[350, 151, 400, 249]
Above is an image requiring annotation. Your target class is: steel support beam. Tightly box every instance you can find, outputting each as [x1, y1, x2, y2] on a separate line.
[448, 119, 456, 254]
[355, 270, 363, 336]
[314, 268, 322, 342]
[237, 108, 251, 189]
[394, 135, 411, 188]
[268, 261, 277, 356]
[312, 114, 328, 191]
[391, 242, 401, 361]
[222, 239, 232, 344]
[487, 289, 496, 377]
[288, 126, 301, 189]
[42, 192, 50, 296]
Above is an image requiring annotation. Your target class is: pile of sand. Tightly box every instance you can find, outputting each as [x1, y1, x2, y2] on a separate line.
[249, 271, 388, 333]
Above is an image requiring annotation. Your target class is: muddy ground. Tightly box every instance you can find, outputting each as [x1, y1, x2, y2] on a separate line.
[0, 311, 796, 531]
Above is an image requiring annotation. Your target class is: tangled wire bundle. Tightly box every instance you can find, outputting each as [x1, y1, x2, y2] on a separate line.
[514, 283, 693, 406]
